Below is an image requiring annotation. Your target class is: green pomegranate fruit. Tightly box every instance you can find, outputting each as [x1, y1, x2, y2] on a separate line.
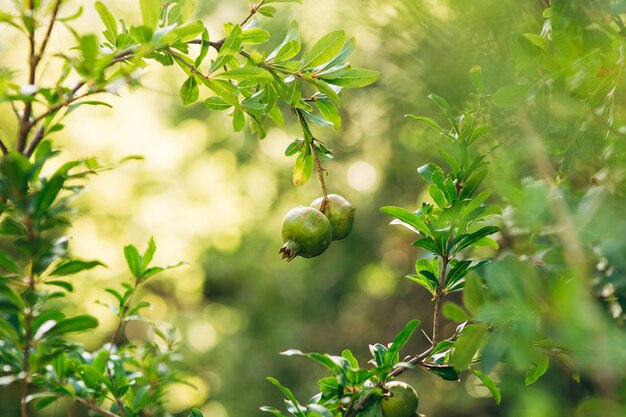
[279, 206, 332, 261]
[381, 381, 419, 417]
[310, 194, 355, 240]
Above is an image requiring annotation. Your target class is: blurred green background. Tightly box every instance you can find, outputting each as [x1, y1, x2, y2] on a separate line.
[2, 0, 626, 416]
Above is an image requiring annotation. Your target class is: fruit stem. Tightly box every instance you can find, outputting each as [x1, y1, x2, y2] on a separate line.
[310, 138, 329, 212]
[295, 109, 329, 212]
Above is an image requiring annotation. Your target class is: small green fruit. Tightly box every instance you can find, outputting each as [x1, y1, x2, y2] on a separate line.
[279, 206, 332, 261]
[310, 194, 355, 240]
[381, 381, 419, 417]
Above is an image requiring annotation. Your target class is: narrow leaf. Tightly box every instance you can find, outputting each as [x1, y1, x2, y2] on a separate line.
[300, 31, 345, 70]
[292, 152, 313, 186]
[471, 368, 501, 404]
[50, 259, 104, 276]
[180, 76, 199, 105]
[525, 356, 549, 385]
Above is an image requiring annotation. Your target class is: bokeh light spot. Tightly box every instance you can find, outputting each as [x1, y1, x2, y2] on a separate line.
[347, 161, 378, 191]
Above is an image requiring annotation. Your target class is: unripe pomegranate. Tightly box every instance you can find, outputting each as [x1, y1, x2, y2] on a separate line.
[279, 206, 332, 261]
[310, 194, 355, 240]
[381, 381, 419, 417]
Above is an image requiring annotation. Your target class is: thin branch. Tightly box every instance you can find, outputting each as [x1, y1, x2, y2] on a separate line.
[20, 309, 33, 417]
[75, 397, 122, 417]
[24, 85, 98, 157]
[35, 0, 62, 68]
[310, 139, 329, 209]
[295, 109, 330, 211]
[167, 47, 210, 81]
[17, 0, 37, 153]
[101, 280, 141, 417]
[0, 137, 8, 155]
[432, 255, 449, 346]
[241, 0, 268, 27]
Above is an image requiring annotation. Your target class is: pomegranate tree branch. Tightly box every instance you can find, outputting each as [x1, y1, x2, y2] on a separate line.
[295, 109, 330, 211]
[241, 0, 268, 27]
[432, 255, 450, 346]
[36, 0, 63, 68]
[75, 397, 122, 417]
[17, 0, 37, 153]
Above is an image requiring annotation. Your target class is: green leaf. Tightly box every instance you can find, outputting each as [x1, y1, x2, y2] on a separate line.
[308, 404, 332, 417]
[320, 37, 355, 71]
[242, 28, 270, 44]
[431, 340, 455, 355]
[216, 66, 273, 82]
[141, 237, 156, 270]
[180, 76, 199, 105]
[308, 77, 340, 106]
[315, 99, 340, 129]
[470, 368, 501, 404]
[301, 109, 333, 127]
[442, 302, 470, 323]
[424, 364, 460, 381]
[271, 40, 301, 63]
[491, 84, 531, 107]
[412, 237, 441, 255]
[284, 138, 304, 156]
[446, 260, 488, 290]
[210, 25, 242, 72]
[300, 31, 345, 70]
[232, 107, 245, 132]
[260, 406, 288, 417]
[194, 29, 210, 67]
[43, 280, 73, 292]
[292, 152, 313, 186]
[267, 21, 300, 62]
[189, 408, 204, 417]
[369, 343, 388, 367]
[0, 282, 24, 310]
[321, 68, 380, 88]
[266, 378, 305, 417]
[124, 244, 142, 278]
[204, 97, 231, 111]
[417, 163, 444, 183]
[166, 20, 204, 43]
[452, 324, 487, 370]
[406, 274, 437, 296]
[452, 226, 500, 254]
[47, 315, 98, 337]
[258, 6, 276, 18]
[427, 93, 451, 116]
[342, 349, 359, 368]
[525, 356, 549, 385]
[469, 65, 483, 93]
[50, 259, 105, 276]
[95, 1, 117, 44]
[78, 34, 98, 71]
[205, 79, 240, 107]
[139, 0, 160, 29]
[429, 184, 448, 208]
[147, 261, 184, 278]
[169, 0, 195, 25]
[380, 206, 431, 236]
[0, 252, 21, 275]
[384, 319, 420, 366]
[34, 396, 58, 410]
[463, 274, 485, 314]
[405, 115, 444, 134]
